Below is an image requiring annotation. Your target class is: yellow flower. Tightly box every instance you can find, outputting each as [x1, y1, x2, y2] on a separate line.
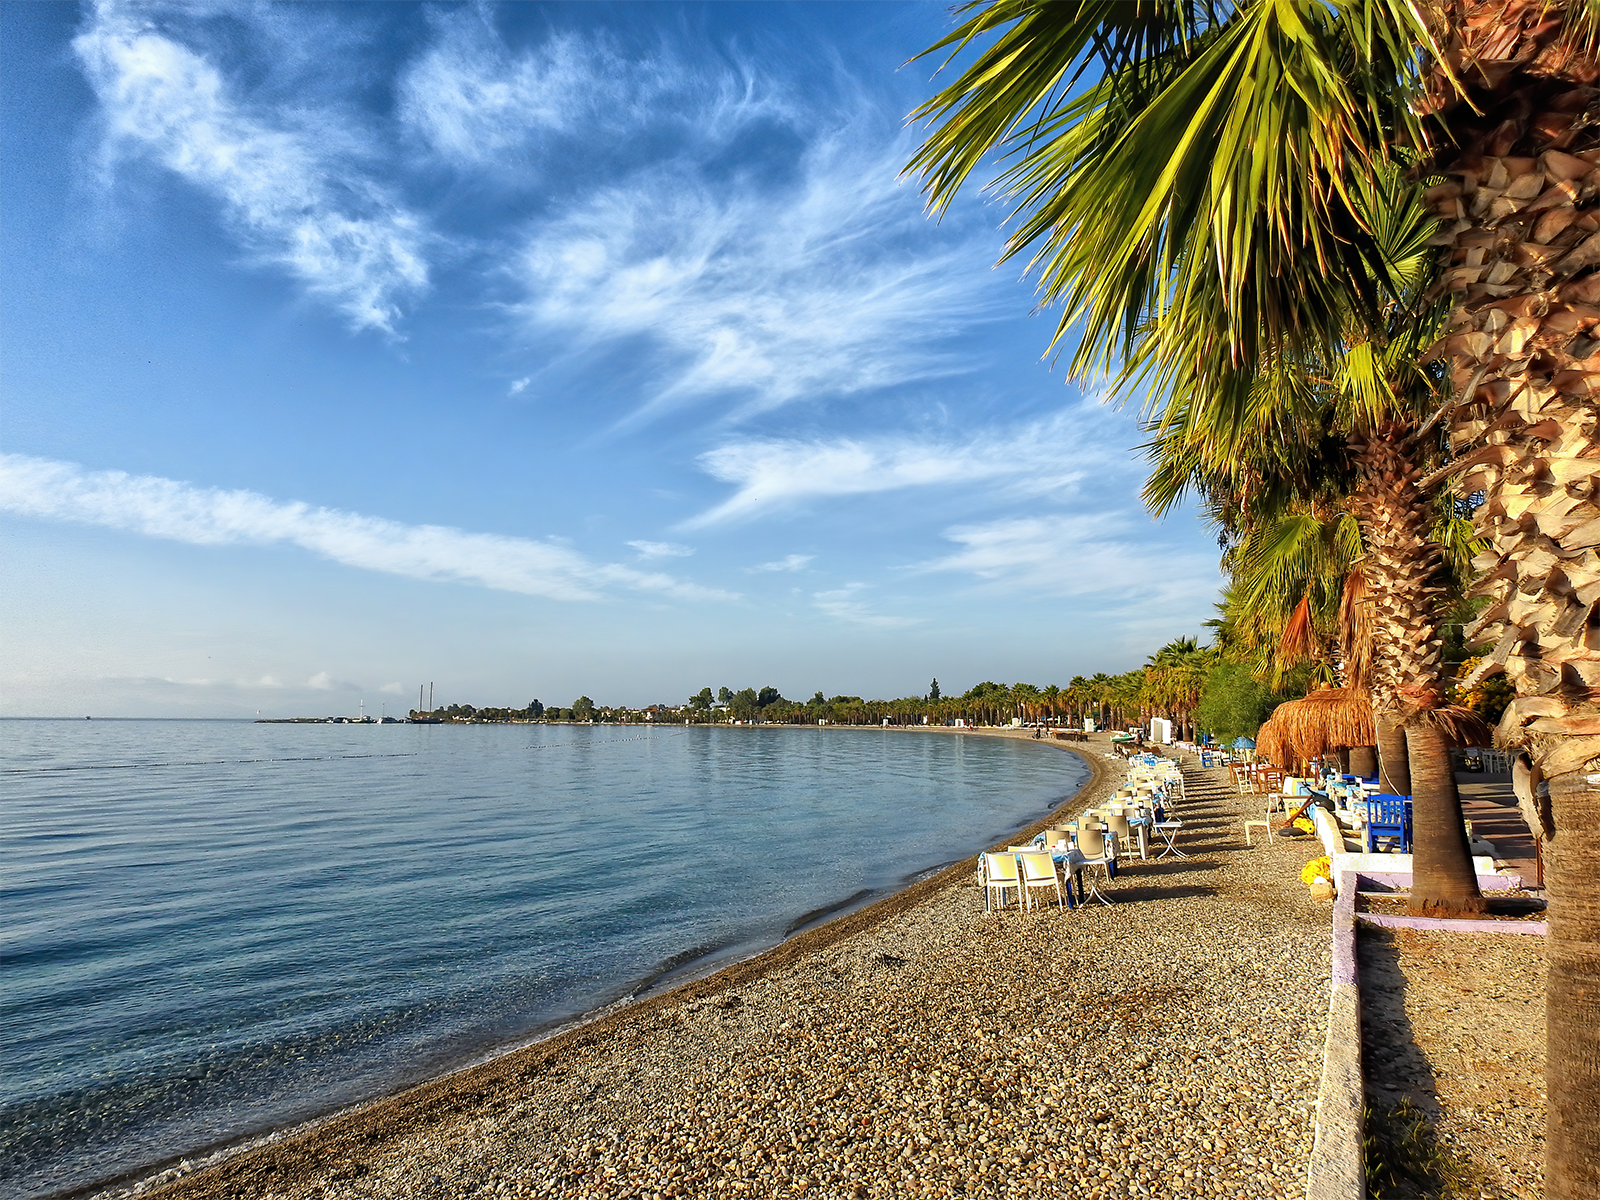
[1301, 855, 1332, 886]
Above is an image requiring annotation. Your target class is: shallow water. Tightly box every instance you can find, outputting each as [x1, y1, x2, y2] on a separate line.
[0, 719, 1085, 1197]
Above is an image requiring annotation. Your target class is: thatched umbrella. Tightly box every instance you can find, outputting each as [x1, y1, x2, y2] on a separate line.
[1254, 717, 1289, 767]
[1267, 685, 1491, 773]
[1274, 685, 1376, 769]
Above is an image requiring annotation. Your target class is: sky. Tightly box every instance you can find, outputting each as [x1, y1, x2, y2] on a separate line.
[1, 0, 1223, 718]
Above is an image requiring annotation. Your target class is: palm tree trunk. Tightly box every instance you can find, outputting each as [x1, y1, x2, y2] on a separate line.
[1424, 3, 1600, 1186]
[1348, 744, 1377, 778]
[1353, 422, 1483, 913]
[1545, 770, 1600, 1199]
[1407, 719, 1487, 916]
[1376, 714, 1411, 795]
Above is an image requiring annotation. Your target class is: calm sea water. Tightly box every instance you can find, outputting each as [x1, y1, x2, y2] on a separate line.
[0, 719, 1086, 1197]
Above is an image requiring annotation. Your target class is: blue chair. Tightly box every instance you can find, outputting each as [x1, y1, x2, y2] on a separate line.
[1365, 794, 1413, 853]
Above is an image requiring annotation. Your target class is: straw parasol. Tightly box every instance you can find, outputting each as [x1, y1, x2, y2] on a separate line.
[1254, 716, 1289, 766]
[1265, 685, 1491, 772]
[1273, 685, 1376, 766]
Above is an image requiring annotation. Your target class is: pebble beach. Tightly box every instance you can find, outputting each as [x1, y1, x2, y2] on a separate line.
[116, 733, 1339, 1200]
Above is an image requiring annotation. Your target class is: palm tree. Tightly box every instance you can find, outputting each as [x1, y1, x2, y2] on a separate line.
[1138, 161, 1494, 913]
[1145, 635, 1215, 740]
[1087, 672, 1114, 728]
[907, 2, 1600, 1187]
[1065, 675, 1090, 727]
[1041, 683, 1063, 726]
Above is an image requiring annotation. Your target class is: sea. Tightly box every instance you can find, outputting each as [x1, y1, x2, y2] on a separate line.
[0, 718, 1088, 1198]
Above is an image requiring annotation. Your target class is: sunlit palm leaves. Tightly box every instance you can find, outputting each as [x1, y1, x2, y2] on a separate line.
[908, 0, 1437, 376]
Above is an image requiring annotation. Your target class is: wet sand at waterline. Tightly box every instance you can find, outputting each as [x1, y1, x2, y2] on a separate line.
[109, 734, 1334, 1200]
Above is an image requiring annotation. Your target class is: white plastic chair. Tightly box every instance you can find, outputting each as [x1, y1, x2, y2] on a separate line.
[1019, 852, 1066, 912]
[1069, 833, 1116, 906]
[981, 852, 1022, 914]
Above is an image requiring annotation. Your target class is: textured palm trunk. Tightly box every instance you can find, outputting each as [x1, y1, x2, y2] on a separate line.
[1422, 1, 1600, 1189]
[1351, 422, 1485, 914]
[1375, 712, 1412, 794]
[1408, 720, 1487, 914]
[1348, 744, 1378, 778]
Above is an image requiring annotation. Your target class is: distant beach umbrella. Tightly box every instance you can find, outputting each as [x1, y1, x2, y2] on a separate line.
[1232, 737, 1256, 749]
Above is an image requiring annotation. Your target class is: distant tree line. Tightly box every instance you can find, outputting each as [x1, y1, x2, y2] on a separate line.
[405, 631, 1508, 738]
[409, 676, 1184, 728]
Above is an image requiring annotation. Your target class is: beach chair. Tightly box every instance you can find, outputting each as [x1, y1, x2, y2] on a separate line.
[1364, 795, 1412, 854]
[1260, 770, 1289, 815]
[1243, 799, 1274, 846]
[1020, 852, 1068, 912]
[1077, 818, 1107, 856]
[1104, 811, 1144, 860]
[981, 852, 1022, 913]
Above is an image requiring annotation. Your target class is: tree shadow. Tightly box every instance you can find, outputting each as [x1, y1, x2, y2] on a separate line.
[1116, 859, 1214, 878]
[1358, 925, 1443, 1122]
[1098, 882, 1218, 903]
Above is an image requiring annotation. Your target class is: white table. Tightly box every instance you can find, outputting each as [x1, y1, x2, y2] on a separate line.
[1153, 819, 1188, 860]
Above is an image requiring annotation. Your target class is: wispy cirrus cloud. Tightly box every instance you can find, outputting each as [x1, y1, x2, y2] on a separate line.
[74, 1, 430, 333]
[400, 26, 602, 166]
[0, 455, 735, 604]
[749, 554, 813, 573]
[399, 12, 792, 175]
[812, 583, 917, 629]
[513, 134, 999, 424]
[914, 515, 1220, 608]
[627, 540, 694, 559]
[684, 404, 1124, 528]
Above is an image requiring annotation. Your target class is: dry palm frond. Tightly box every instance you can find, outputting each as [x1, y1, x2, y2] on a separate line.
[1337, 567, 1373, 692]
[1426, 704, 1492, 749]
[1277, 593, 1320, 669]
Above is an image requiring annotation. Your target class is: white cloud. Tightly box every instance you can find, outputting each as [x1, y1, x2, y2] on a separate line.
[399, 14, 790, 174]
[379, 681, 404, 694]
[684, 404, 1122, 528]
[915, 515, 1220, 607]
[812, 583, 918, 629]
[73, 1, 430, 333]
[513, 133, 998, 423]
[749, 554, 813, 573]
[508, 377, 532, 395]
[0, 454, 736, 604]
[400, 27, 596, 165]
[627, 540, 694, 559]
[307, 671, 334, 690]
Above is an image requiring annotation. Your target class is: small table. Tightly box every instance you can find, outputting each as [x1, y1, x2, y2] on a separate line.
[1153, 819, 1188, 859]
[1062, 849, 1113, 906]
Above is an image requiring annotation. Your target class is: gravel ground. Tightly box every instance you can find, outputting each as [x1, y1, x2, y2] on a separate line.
[1359, 926, 1547, 1200]
[121, 737, 1333, 1200]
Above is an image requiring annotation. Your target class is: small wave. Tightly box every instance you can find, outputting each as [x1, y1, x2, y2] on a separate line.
[1, 754, 417, 776]
[627, 941, 734, 997]
[783, 888, 874, 937]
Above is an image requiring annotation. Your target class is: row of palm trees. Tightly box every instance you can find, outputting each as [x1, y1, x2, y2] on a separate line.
[905, 1, 1599, 1188]
[745, 674, 1178, 728]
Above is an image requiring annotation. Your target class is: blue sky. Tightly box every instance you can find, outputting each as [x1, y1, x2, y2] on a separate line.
[2, 1, 1221, 718]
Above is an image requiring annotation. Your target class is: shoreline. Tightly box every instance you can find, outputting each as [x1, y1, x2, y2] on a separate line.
[74, 729, 1103, 1200]
[94, 739, 1339, 1200]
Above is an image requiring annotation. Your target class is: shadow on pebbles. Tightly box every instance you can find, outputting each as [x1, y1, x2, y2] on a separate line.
[1359, 925, 1546, 1200]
